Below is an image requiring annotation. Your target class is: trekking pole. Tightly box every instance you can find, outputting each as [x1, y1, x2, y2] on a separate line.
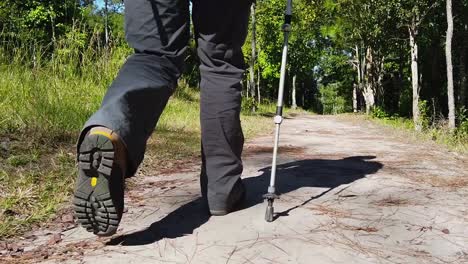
[263, 0, 293, 222]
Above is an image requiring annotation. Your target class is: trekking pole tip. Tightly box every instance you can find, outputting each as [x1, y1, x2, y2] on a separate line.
[265, 203, 274, 222]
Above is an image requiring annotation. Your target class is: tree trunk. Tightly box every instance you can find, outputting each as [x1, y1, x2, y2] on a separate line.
[33, 44, 37, 69]
[446, 0, 455, 129]
[104, 0, 109, 47]
[292, 75, 297, 109]
[364, 47, 376, 114]
[396, 49, 404, 113]
[353, 84, 358, 112]
[257, 67, 261, 104]
[355, 45, 362, 86]
[248, 2, 257, 109]
[50, 13, 56, 46]
[364, 85, 375, 114]
[354, 45, 364, 112]
[409, 23, 421, 131]
[377, 56, 385, 107]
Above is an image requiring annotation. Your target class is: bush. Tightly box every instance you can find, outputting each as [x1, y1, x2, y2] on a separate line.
[319, 83, 348, 115]
[418, 100, 430, 130]
[371, 106, 390, 119]
[456, 107, 468, 137]
[457, 121, 468, 136]
[242, 97, 257, 114]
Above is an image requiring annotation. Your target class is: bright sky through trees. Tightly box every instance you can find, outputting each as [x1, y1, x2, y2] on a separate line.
[96, 0, 104, 8]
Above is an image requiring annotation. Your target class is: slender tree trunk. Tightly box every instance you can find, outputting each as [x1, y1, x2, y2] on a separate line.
[446, 0, 455, 129]
[409, 23, 421, 131]
[50, 13, 56, 46]
[292, 75, 297, 109]
[248, 2, 257, 109]
[396, 49, 404, 112]
[353, 84, 358, 112]
[246, 82, 250, 98]
[354, 45, 363, 112]
[104, 0, 109, 47]
[377, 56, 385, 107]
[355, 45, 362, 85]
[364, 85, 375, 114]
[33, 44, 37, 69]
[364, 47, 376, 114]
[257, 67, 261, 104]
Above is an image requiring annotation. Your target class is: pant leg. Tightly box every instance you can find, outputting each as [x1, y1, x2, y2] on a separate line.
[192, 0, 251, 210]
[80, 0, 190, 176]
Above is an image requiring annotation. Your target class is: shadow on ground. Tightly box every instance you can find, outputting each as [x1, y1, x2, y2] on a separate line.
[107, 156, 383, 246]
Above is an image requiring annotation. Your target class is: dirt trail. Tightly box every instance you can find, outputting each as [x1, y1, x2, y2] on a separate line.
[2, 114, 467, 264]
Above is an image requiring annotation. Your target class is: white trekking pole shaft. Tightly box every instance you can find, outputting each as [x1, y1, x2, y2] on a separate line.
[270, 32, 290, 190]
[264, 0, 292, 222]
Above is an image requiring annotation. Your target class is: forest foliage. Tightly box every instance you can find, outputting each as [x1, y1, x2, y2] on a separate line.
[0, 0, 467, 135]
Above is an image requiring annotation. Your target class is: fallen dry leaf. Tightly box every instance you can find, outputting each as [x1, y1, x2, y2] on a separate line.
[0, 241, 7, 250]
[61, 214, 74, 223]
[47, 234, 62, 245]
[7, 243, 23, 252]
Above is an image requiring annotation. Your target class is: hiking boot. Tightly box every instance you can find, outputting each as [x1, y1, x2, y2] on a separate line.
[209, 180, 246, 216]
[73, 127, 127, 236]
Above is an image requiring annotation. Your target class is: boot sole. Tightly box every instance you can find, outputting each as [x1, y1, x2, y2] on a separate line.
[73, 132, 124, 236]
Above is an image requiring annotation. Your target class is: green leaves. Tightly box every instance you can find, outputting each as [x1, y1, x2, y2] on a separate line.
[255, 0, 322, 79]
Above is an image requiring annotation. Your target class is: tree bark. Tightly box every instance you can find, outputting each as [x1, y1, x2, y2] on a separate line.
[257, 67, 261, 104]
[446, 0, 455, 129]
[33, 44, 37, 69]
[248, 2, 257, 109]
[364, 85, 375, 114]
[355, 45, 362, 86]
[377, 56, 385, 107]
[396, 49, 404, 112]
[353, 84, 358, 112]
[292, 75, 297, 109]
[364, 47, 376, 114]
[104, 0, 109, 47]
[409, 22, 421, 131]
[50, 9, 56, 51]
[354, 45, 364, 112]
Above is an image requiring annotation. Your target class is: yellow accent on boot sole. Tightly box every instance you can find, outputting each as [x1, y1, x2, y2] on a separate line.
[90, 131, 112, 139]
[91, 177, 98, 187]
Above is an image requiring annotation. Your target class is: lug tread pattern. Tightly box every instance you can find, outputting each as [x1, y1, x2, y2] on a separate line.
[72, 133, 124, 236]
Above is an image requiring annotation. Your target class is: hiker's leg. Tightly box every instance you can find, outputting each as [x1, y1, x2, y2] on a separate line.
[193, 0, 251, 211]
[79, 0, 190, 176]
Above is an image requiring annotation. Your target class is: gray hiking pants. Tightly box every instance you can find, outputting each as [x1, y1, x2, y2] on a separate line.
[81, 0, 250, 211]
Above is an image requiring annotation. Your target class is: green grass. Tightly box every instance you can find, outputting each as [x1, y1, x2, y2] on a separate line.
[367, 115, 468, 153]
[0, 147, 76, 239]
[0, 49, 275, 239]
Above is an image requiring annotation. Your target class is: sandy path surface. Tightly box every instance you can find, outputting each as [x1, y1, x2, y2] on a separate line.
[3, 114, 467, 264]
